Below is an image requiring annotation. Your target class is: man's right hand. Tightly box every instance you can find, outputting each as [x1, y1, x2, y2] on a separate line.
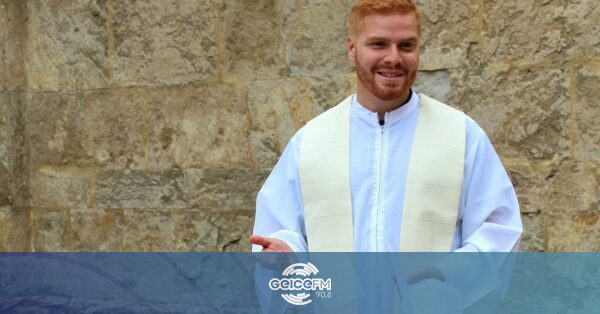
[249, 235, 293, 252]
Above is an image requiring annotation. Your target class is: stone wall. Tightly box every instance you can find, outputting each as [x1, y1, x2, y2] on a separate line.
[0, 0, 598, 252]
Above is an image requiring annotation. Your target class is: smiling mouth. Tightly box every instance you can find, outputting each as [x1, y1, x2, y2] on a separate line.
[377, 72, 403, 78]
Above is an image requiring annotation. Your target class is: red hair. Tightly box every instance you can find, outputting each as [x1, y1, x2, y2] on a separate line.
[349, 0, 421, 37]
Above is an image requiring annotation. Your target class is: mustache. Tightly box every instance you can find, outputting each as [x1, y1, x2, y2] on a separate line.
[374, 65, 405, 71]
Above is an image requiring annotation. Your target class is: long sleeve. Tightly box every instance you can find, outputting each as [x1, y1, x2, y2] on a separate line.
[455, 117, 523, 252]
[252, 131, 308, 252]
[435, 117, 522, 312]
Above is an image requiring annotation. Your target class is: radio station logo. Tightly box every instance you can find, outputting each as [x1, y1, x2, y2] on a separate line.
[268, 262, 332, 305]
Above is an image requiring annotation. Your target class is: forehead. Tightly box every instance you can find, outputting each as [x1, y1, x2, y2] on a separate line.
[356, 13, 419, 40]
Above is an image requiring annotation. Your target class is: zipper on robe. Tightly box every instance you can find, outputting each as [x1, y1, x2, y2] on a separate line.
[372, 116, 386, 251]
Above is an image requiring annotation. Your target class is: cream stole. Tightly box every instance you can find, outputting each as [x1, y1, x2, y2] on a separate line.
[299, 94, 466, 252]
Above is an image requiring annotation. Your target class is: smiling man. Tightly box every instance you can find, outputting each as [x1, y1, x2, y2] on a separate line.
[250, 0, 522, 253]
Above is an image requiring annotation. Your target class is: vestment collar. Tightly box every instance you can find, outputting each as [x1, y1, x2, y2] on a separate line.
[351, 90, 419, 127]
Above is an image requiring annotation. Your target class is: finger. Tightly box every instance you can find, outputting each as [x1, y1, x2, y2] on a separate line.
[249, 235, 272, 247]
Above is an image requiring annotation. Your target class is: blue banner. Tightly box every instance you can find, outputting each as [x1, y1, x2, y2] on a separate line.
[0, 253, 598, 313]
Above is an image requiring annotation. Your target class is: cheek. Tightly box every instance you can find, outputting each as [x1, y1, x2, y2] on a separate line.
[362, 55, 382, 70]
[408, 53, 419, 68]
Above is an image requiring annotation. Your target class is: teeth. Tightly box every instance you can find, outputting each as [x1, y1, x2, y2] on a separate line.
[379, 72, 400, 78]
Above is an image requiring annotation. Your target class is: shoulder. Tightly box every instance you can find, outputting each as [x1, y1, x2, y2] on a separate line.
[417, 92, 492, 153]
[418, 93, 466, 118]
[304, 95, 353, 127]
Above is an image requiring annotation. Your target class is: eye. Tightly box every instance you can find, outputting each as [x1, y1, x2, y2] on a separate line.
[399, 42, 415, 50]
[369, 41, 386, 48]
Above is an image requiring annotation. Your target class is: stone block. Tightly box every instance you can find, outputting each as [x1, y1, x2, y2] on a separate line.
[547, 211, 600, 251]
[71, 208, 123, 251]
[449, 64, 570, 160]
[248, 76, 353, 168]
[112, 0, 218, 87]
[415, 0, 479, 70]
[219, 213, 254, 252]
[179, 168, 269, 213]
[122, 209, 253, 251]
[95, 170, 186, 210]
[122, 210, 176, 251]
[283, 0, 355, 77]
[27, 0, 108, 91]
[27, 92, 88, 167]
[146, 84, 251, 169]
[79, 90, 149, 169]
[6, 92, 27, 207]
[176, 210, 254, 252]
[30, 166, 91, 209]
[0, 93, 9, 206]
[547, 161, 598, 212]
[32, 209, 70, 252]
[506, 158, 597, 214]
[483, 0, 600, 62]
[222, 0, 286, 81]
[0, 163, 8, 207]
[520, 212, 544, 252]
[573, 61, 600, 161]
[173, 210, 219, 251]
[2, 1, 26, 91]
[414, 70, 451, 103]
[0, 206, 31, 251]
[0, 2, 5, 91]
[29, 84, 251, 169]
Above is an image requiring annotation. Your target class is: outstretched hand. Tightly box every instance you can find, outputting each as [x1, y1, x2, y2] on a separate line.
[249, 235, 293, 252]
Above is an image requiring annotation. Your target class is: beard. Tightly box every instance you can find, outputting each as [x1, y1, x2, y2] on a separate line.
[355, 57, 416, 102]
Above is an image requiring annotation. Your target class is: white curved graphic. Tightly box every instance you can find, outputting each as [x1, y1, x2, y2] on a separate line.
[282, 262, 319, 277]
[269, 262, 331, 306]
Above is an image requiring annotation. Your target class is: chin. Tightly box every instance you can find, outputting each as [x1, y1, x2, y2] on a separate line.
[373, 88, 408, 102]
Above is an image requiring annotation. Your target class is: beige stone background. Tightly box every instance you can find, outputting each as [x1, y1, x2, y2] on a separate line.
[0, 0, 598, 252]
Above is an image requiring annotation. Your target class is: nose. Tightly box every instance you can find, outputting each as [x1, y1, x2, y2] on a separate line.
[383, 46, 402, 65]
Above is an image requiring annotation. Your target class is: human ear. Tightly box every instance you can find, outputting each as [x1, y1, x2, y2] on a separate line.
[347, 35, 356, 63]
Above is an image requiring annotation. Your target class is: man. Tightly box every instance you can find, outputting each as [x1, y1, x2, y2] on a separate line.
[249, 0, 522, 253]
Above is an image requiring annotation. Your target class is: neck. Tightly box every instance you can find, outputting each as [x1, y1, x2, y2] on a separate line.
[356, 87, 412, 120]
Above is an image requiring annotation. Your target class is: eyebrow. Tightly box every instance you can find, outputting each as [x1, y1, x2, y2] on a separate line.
[365, 36, 418, 43]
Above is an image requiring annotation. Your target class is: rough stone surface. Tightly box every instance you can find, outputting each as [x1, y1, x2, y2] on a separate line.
[506, 158, 597, 214]
[28, 84, 250, 170]
[6, 92, 28, 207]
[0, 93, 10, 206]
[27, 0, 108, 91]
[2, 0, 26, 91]
[174, 210, 254, 251]
[121, 209, 254, 252]
[71, 208, 123, 251]
[449, 64, 570, 161]
[573, 61, 600, 161]
[0, 164, 8, 206]
[145, 84, 251, 169]
[113, 0, 218, 87]
[416, 0, 479, 70]
[483, 0, 600, 62]
[2, 0, 599, 252]
[27, 92, 86, 167]
[520, 213, 544, 252]
[248, 76, 353, 168]
[414, 70, 451, 103]
[0, 206, 31, 251]
[222, 0, 286, 81]
[283, 0, 355, 77]
[32, 209, 70, 252]
[95, 170, 186, 210]
[179, 168, 269, 213]
[547, 211, 600, 251]
[30, 166, 91, 209]
[0, 2, 6, 91]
